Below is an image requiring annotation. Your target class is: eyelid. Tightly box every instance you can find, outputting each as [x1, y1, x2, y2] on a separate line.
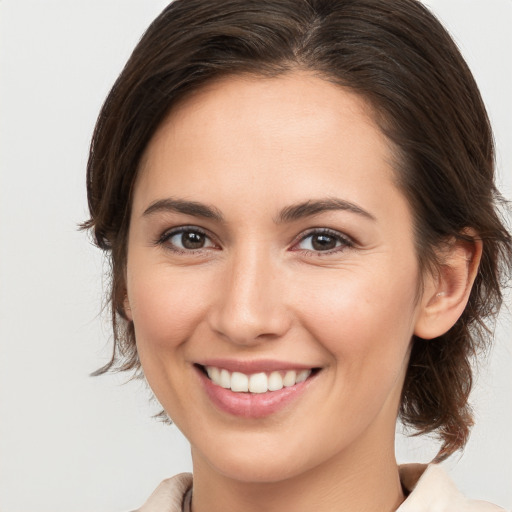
[154, 225, 354, 255]
[155, 225, 219, 252]
[290, 227, 354, 254]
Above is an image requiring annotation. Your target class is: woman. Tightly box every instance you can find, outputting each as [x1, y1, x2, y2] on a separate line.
[83, 0, 512, 510]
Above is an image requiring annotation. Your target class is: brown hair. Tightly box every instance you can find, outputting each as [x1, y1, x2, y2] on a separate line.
[83, 0, 512, 460]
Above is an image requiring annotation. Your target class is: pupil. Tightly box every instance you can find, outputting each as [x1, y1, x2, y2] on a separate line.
[182, 231, 205, 249]
[312, 234, 336, 251]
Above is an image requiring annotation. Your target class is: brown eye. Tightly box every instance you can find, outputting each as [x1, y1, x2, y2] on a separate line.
[162, 228, 216, 252]
[311, 234, 337, 251]
[181, 231, 206, 249]
[295, 229, 352, 253]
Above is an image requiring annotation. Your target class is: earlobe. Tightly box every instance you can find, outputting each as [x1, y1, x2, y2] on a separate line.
[414, 233, 483, 340]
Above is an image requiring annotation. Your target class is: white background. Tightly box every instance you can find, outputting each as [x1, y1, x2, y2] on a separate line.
[0, 1, 511, 511]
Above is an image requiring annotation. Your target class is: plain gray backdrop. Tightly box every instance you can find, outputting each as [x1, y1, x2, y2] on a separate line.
[0, 1, 511, 511]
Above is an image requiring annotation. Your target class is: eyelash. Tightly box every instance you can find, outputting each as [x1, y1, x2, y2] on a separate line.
[155, 226, 218, 255]
[292, 228, 354, 256]
[155, 226, 354, 256]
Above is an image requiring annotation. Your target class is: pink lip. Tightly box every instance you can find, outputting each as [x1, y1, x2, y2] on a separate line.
[195, 365, 317, 419]
[196, 358, 315, 374]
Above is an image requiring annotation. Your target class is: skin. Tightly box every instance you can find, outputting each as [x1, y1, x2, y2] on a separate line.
[124, 72, 480, 512]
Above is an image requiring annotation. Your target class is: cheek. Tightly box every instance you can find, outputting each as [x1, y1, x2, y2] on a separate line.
[126, 266, 209, 350]
[296, 261, 419, 367]
[296, 270, 419, 428]
[125, 265, 212, 417]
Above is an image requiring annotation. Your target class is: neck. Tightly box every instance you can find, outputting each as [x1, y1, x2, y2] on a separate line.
[191, 439, 404, 512]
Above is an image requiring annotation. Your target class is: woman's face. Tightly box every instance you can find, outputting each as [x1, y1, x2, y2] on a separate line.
[125, 73, 429, 482]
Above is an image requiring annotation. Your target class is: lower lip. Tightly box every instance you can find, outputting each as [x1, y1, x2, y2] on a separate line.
[197, 368, 315, 419]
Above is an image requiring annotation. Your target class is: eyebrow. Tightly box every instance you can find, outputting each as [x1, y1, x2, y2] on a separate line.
[142, 197, 375, 223]
[275, 198, 376, 223]
[143, 198, 224, 222]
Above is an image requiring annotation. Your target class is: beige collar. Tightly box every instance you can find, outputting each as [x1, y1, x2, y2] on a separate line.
[397, 464, 504, 511]
[137, 464, 505, 512]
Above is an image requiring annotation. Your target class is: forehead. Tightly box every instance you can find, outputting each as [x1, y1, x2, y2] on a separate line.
[145, 72, 386, 156]
[134, 72, 406, 226]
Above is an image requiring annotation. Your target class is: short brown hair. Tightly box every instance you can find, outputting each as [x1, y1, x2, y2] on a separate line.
[83, 0, 512, 460]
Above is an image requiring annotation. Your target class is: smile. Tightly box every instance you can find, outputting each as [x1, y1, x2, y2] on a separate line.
[204, 366, 312, 393]
[196, 363, 319, 418]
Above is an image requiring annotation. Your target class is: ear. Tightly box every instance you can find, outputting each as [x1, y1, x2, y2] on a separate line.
[414, 232, 482, 340]
[121, 265, 133, 321]
[123, 293, 133, 321]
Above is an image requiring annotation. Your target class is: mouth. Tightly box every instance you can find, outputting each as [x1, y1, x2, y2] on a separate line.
[194, 362, 320, 418]
[198, 365, 315, 394]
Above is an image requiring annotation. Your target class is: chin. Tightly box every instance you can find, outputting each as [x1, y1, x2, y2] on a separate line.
[191, 433, 333, 485]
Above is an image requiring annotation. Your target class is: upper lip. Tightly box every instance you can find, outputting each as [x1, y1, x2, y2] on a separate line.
[195, 359, 318, 374]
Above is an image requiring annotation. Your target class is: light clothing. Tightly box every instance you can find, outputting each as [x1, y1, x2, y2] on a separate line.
[135, 464, 505, 512]
[134, 472, 192, 512]
[397, 464, 505, 512]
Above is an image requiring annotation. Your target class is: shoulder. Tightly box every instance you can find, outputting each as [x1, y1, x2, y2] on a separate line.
[398, 464, 506, 512]
[132, 472, 192, 512]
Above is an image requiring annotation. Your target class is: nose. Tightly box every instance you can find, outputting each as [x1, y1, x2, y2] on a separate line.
[208, 245, 292, 346]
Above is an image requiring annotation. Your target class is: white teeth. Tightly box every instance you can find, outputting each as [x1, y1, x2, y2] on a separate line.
[204, 366, 313, 393]
[219, 369, 231, 389]
[207, 366, 220, 382]
[296, 369, 310, 383]
[248, 372, 268, 393]
[283, 370, 297, 387]
[230, 372, 249, 392]
[268, 371, 284, 391]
